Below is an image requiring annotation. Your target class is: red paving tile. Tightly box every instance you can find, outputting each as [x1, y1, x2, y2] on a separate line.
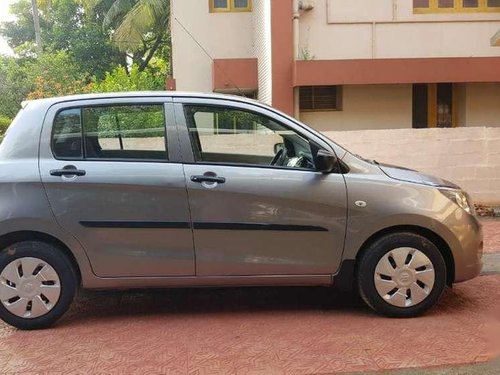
[482, 219, 500, 254]
[0, 275, 499, 374]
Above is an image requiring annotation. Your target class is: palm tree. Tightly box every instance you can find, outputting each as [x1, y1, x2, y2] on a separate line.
[82, 0, 170, 72]
[30, 0, 42, 52]
[30, 0, 53, 53]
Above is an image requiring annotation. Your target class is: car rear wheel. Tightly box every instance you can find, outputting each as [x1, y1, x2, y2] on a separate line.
[357, 232, 447, 318]
[0, 241, 77, 330]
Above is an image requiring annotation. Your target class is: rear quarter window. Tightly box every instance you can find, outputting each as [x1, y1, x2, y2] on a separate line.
[52, 109, 83, 159]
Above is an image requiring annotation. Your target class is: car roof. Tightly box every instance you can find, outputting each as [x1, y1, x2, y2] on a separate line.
[22, 91, 265, 108]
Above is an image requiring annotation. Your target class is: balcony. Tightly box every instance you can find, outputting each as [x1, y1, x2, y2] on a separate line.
[212, 58, 258, 95]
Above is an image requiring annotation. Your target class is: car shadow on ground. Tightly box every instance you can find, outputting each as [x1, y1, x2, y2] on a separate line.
[58, 286, 373, 327]
[55, 281, 485, 329]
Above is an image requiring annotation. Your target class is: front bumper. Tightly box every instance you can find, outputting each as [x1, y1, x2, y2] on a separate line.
[452, 213, 483, 283]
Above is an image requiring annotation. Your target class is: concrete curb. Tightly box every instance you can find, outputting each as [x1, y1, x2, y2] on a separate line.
[345, 358, 500, 375]
[481, 253, 500, 275]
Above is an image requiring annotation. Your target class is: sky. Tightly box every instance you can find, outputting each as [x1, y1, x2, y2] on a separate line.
[0, 0, 17, 56]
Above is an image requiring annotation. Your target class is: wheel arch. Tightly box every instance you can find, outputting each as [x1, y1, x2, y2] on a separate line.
[0, 231, 82, 285]
[354, 225, 455, 286]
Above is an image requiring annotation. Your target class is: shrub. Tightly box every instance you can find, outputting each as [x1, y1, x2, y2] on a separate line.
[0, 56, 30, 119]
[86, 61, 166, 93]
[0, 115, 12, 136]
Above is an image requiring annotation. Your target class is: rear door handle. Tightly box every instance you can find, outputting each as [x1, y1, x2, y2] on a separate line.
[50, 165, 86, 177]
[190, 175, 226, 184]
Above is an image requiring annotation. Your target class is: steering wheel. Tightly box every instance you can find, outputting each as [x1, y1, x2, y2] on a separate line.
[270, 148, 284, 166]
[296, 156, 314, 169]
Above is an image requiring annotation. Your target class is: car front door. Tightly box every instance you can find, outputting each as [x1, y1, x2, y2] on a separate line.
[39, 97, 195, 278]
[174, 98, 347, 276]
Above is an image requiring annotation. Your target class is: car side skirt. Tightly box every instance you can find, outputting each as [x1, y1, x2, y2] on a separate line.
[82, 274, 334, 289]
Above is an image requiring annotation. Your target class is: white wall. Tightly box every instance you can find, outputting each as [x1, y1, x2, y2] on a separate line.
[253, 0, 273, 105]
[171, 0, 255, 92]
[325, 127, 500, 204]
[298, 0, 500, 60]
[300, 84, 412, 131]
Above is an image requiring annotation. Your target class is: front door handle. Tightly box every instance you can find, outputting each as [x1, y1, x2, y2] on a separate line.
[190, 175, 226, 184]
[50, 165, 86, 177]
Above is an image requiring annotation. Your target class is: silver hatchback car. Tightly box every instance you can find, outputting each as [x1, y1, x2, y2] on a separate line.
[0, 92, 482, 329]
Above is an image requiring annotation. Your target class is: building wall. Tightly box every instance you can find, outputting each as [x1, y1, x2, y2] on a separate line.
[253, 0, 273, 104]
[270, 0, 294, 114]
[298, 0, 500, 60]
[465, 83, 500, 127]
[300, 84, 412, 131]
[171, 0, 254, 92]
[300, 83, 500, 131]
[326, 127, 500, 204]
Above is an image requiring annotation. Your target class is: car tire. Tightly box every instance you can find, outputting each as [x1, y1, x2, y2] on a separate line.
[0, 241, 77, 330]
[357, 232, 447, 318]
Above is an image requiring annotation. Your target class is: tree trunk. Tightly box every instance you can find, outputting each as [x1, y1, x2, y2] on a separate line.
[31, 0, 42, 53]
[167, 11, 173, 79]
[139, 35, 163, 72]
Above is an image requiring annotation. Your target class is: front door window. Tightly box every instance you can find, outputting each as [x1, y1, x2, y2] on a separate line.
[184, 105, 316, 170]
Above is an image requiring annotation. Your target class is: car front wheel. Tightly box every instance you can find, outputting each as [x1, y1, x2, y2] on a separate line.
[357, 232, 447, 318]
[0, 241, 77, 330]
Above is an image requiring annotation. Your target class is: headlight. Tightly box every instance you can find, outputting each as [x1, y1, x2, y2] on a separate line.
[439, 189, 475, 215]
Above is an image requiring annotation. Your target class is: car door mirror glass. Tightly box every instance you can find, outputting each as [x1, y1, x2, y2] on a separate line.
[315, 149, 337, 173]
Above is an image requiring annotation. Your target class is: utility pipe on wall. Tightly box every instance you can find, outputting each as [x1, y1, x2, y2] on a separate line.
[293, 0, 300, 119]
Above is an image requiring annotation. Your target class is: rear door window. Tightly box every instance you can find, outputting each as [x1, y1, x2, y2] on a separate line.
[52, 104, 168, 161]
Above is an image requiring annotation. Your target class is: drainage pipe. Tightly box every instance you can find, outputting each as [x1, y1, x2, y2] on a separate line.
[293, 0, 300, 119]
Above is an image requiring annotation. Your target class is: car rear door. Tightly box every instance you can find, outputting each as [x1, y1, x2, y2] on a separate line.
[39, 97, 195, 278]
[173, 97, 348, 276]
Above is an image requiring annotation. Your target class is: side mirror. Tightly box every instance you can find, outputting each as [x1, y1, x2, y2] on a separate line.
[315, 149, 337, 173]
[274, 142, 284, 154]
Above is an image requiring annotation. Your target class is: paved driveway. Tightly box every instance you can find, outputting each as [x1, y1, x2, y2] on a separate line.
[482, 219, 500, 254]
[0, 274, 499, 374]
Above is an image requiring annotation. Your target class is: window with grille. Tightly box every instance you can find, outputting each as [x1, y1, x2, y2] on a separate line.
[209, 0, 252, 12]
[299, 86, 342, 111]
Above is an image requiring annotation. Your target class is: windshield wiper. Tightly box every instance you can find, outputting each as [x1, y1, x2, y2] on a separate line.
[354, 153, 379, 165]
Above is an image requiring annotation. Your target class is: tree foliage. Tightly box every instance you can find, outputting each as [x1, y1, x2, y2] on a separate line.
[25, 51, 89, 99]
[87, 59, 167, 92]
[0, 0, 125, 78]
[0, 51, 88, 115]
[0, 0, 171, 130]
[82, 0, 171, 72]
[0, 115, 12, 135]
[0, 55, 32, 118]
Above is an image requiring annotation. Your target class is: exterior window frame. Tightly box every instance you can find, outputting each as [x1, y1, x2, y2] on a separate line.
[414, 0, 500, 13]
[209, 0, 252, 13]
[172, 97, 344, 167]
[50, 103, 171, 163]
[51, 107, 84, 161]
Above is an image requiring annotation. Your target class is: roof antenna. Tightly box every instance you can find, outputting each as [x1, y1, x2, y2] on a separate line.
[174, 16, 247, 97]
